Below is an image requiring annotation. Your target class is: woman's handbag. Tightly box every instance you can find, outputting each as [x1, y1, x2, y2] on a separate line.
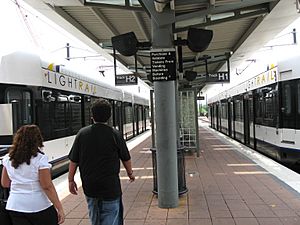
[0, 162, 12, 225]
[0, 198, 12, 225]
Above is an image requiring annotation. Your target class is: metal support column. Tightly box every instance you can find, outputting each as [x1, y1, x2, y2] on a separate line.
[152, 20, 179, 208]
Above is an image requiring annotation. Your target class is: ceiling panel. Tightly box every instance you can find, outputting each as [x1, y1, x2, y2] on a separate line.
[24, 0, 300, 89]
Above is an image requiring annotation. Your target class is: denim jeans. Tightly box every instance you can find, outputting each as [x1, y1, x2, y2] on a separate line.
[86, 196, 123, 225]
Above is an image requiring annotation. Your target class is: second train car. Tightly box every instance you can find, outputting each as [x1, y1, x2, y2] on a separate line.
[208, 55, 300, 166]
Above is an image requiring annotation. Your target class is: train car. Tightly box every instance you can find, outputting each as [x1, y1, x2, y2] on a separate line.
[208, 56, 300, 166]
[0, 51, 150, 176]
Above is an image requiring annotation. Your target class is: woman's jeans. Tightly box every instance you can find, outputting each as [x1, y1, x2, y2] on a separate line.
[86, 196, 123, 225]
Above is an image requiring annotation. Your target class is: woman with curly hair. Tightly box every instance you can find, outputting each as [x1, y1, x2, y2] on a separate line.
[1, 125, 65, 225]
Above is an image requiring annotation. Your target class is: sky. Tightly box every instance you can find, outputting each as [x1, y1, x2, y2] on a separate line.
[0, 0, 88, 57]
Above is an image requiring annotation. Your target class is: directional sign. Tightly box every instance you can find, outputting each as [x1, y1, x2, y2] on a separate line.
[150, 49, 176, 82]
[206, 72, 230, 82]
[198, 71, 230, 83]
[115, 74, 137, 86]
[197, 96, 205, 100]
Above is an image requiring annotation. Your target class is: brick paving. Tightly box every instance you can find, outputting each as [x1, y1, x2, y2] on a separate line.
[62, 124, 300, 225]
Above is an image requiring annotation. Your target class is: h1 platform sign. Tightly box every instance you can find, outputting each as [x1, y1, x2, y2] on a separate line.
[198, 71, 230, 83]
[206, 72, 230, 83]
[150, 49, 176, 82]
[115, 74, 137, 86]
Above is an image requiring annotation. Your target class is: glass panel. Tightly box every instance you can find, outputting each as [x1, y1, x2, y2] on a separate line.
[6, 89, 22, 131]
[123, 102, 133, 139]
[114, 101, 122, 131]
[70, 102, 82, 134]
[107, 100, 113, 127]
[138, 106, 143, 131]
[179, 90, 198, 151]
[53, 102, 68, 130]
[6, 89, 33, 129]
[298, 83, 300, 114]
[84, 96, 92, 126]
[6, 89, 22, 103]
[283, 84, 291, 115]
[23, 91, 32, 124]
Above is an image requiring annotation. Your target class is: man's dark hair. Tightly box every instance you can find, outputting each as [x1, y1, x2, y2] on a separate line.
[91, 98, 112, 123]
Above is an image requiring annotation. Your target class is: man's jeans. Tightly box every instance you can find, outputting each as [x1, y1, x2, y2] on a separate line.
[86, 196, 123, 225]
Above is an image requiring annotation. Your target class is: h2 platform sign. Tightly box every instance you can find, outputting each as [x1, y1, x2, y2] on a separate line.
[115, 74, 137, 86]
[150, 49, 176, 82]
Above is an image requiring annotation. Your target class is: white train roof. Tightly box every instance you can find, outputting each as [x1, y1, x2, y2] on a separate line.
[208, 53, 300, 104]
[208, 64, 278, 104]
[0, 51, 149, 104]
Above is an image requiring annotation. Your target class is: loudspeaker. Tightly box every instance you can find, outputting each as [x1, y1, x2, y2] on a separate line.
[187, 28, 213, 53]
[111, 32, 138, 56]
[185, 70, 197, 81]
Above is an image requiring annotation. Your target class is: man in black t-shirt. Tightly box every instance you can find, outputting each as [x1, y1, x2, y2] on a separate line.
[68, 98, 135, 225]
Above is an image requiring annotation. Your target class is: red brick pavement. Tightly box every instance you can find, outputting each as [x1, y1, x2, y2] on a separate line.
[62, 125, 300, 225]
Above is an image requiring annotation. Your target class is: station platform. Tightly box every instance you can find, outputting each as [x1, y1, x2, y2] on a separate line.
[57, 119, 300, 225]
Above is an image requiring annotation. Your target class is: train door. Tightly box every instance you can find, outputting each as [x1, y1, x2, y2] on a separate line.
[210, 104, 215, 128]
[123, 102, 134, 140]
[243, 95, 250, 146]
[5, 88, 33, 131]
[107, 99, 114, 127]
[134, 104, 139, 135]
[216, 103, 220, 131]
[243, 92, 255, 148]
[82, 96, 92, 126]
[280, 79, 295, 143]
[143, 106, 147, 131]
[227, 99, 232, 137]
[297, 80, 300, 130]
[139, 105, 144, 132]
[114, 101, 123, 133]
[234, 96, 244, 143]
[231, 101, 235, 139]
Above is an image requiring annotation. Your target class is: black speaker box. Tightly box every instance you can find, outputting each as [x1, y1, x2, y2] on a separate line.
[185, 70, 197, 81]
[111, 32, 138, 56]
[187, 28, 213, 53]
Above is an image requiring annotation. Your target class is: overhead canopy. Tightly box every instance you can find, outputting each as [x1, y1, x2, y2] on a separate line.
[24, 0, 299, 91]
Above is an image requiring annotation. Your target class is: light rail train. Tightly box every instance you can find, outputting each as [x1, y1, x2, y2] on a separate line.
[0, 52, 150, 177]
[208, 55, 300, 166]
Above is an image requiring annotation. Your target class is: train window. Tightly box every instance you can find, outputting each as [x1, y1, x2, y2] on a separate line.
[124, 103, 133, 124]
[84, 96, 92, 126]
[52, 102, 70, 137]
[107, 99, 114, 127]
[264, 90, 277, 126]
[234, 99, 243, 122]
[113, 101, 122, 131]
[221, 102, 227, 119]
[70, 102, 82, 134]
[255, 91, 264, 125]
[23, 91, 32, 124]
[5, 88, 33, 130]
[298, 83, 300, 114]
[123, 102, 134, 139]
[255, 85, 278, 127]
[282, 84, 292, 115]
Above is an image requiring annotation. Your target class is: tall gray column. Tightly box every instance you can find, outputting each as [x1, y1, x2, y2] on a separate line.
[152, 20, 179, 208]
